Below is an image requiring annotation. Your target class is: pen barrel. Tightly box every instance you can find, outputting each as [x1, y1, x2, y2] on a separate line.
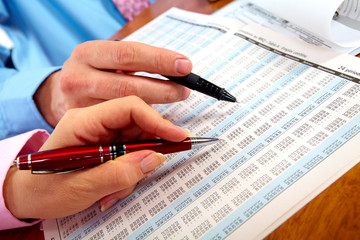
[165, 73, 200, 89]
[16, 146, 113, 171]
[196, 77, 225, 100]
[165, 74, 225, 100]
[121, 138, 192, 154]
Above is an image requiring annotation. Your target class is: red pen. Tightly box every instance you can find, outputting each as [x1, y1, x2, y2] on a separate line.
[14, 137, 218, 174]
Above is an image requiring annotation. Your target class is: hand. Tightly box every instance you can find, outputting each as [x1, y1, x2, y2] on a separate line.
[3, 96, 188, 219]
[34, 41, 192, 127]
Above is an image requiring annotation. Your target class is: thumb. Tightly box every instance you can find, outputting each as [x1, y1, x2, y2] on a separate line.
[84, 150, 165, 201]
[2, 150, 166, 219]
[99, 187, 136, 212]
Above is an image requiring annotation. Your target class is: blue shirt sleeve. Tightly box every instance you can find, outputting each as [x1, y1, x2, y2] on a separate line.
[0, 0, 159, 139]
[0, 66, 60, 139]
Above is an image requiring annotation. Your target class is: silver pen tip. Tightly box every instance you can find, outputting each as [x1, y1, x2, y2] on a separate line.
[189, 137, 219, 148]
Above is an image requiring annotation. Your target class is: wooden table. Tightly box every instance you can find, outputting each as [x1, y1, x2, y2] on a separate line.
[1, 0, 359, 239]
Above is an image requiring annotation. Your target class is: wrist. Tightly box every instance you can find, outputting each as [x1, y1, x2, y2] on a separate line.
[3, 167, 23, 219]
[4, 168, 42, 221]
[34, 70, 60, 127]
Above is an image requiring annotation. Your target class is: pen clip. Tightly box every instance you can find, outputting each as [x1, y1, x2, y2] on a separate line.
[31, 167, 85, 174]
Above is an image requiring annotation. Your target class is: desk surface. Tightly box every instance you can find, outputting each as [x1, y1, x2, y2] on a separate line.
[1, 0, 359, 239]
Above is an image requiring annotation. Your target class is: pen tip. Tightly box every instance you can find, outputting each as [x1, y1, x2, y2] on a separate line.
[221, 90, 237, 103]
[190, 137, 219, 148]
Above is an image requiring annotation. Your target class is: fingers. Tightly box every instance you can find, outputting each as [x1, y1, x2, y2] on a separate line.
[98, 151, 164, 211]
[71, 68, 191, 103]
[99, 186, 136, 212]
[42, 96, 188, 149]
[59, 40, 192, 105]
[71, 40, 193, 76]
[94, 97, 188, 141]
[4, 150, 165, 219]
[37, 40, 193, 127]
[93, 151, 165, 202]
[82, 150, 165, 193]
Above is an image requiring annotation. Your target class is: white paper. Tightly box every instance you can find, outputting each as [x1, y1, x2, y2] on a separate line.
[216, 0, 360, 53]
[338, 0, 360, 20]
[43, 8, 360, 240]
[251, 0, 360, 47]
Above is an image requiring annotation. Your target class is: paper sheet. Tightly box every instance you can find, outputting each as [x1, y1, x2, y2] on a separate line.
[338, 0, 360, 21]
[43, 8, 360, 240]
[215, 0, 360, 54]
[251, 0, 360, 47]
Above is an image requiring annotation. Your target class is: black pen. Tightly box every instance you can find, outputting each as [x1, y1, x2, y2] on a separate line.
[113, 40, 236, 102]
[164, 73, 237, 102]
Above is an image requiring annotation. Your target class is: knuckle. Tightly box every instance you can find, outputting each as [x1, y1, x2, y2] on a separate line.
[71, 42, 90, 60]
[115, 79, 138, 97]
[113, 42, 136, 66]
[126, 95, 147, 108]
[152, 53, 163, 71]
[164, 88, 177, 102]
[161, 84, 183, 102]
[152, 49, 174, 72]
[61, 108, 81, 122]
[59, 63, 85, 95]
[58, 71, 76, 94]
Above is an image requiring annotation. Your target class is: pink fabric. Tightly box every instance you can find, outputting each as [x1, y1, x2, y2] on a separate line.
[0, 130, 49, 230]
[112, 0, 150, 21]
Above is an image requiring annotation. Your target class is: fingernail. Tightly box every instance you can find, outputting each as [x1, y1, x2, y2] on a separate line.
[140, 153, 166, 174]
[100, 197, 118, 212]
[180, 87, 191, 100]
[184, 129, 192, 136]
[175, 59, 192, 75]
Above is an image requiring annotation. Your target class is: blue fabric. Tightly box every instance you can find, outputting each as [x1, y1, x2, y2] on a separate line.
[0, 0, 155, 139]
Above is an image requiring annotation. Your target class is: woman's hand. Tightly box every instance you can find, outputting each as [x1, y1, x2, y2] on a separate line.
[35, 41, 193, 127]
[3, 96, 188, 219]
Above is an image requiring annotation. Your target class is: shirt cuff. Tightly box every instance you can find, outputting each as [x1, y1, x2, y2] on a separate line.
[0, 130, 49, 230]
[0, 67, 61, 139]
